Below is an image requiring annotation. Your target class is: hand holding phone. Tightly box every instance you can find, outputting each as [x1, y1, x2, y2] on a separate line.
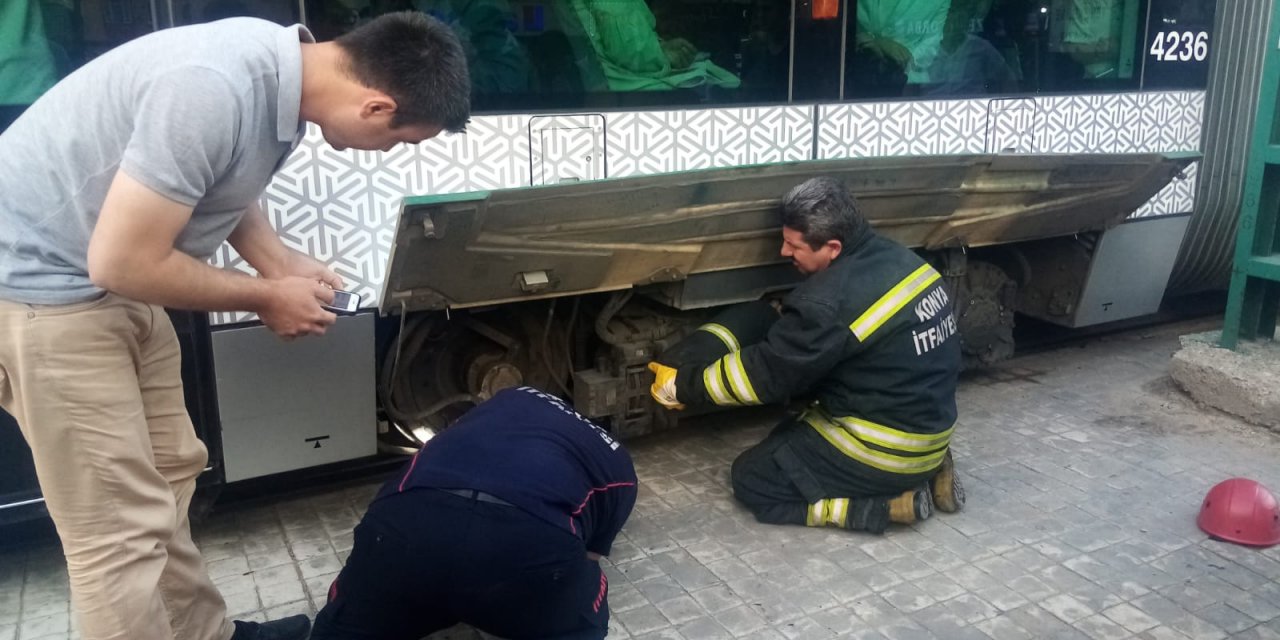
[322, 289, 361, 315]
[260, 277, 341, 339]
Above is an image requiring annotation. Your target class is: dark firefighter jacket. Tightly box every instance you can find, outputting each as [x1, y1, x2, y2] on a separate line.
[674, 232, 962, 476]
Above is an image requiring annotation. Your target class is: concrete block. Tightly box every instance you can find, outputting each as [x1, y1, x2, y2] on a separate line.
[1169, 330, 1280, 431]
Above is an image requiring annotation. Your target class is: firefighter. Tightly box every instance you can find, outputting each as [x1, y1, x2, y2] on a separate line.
[648, 176, 963, 534]
[310, 386, 637, 640]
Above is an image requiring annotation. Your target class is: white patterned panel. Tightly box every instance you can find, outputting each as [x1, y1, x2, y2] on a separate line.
[815, 91, 1203, 159]
[816, 100, 986, 159]
[814, 92, 1203, 221]
[1136, 91, 1204, 152]
[530, 114, 606, 185]
[607, 106, 811, 177]
[1036, 94, 1138, 153]
[210, 115, 529, 324]
[1116, 91, 1203, 219]
[408, 114, 531, 192]
[1131, 162, 1199, 219]
[1036, 92, 1203, 154]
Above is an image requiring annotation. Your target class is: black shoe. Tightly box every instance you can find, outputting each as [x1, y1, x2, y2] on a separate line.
[230, 615, 312, 640]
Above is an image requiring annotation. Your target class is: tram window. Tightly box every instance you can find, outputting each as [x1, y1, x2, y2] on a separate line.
[740, 0, 793, 102]
[845, 0, 951, 98]
[1044, 0, 1144, 89]
[170, 0, 301, 25]
[1141, 0, 1215, 89]
[300, 0, 792, 113]
[304, 0, 402, 41]
[1, 0, 156, 133]
[791, 0, 843, 102]
[843, 0, 1147, 100]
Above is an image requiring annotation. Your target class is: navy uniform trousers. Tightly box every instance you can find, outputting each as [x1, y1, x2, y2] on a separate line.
[311, 488, 609, 640]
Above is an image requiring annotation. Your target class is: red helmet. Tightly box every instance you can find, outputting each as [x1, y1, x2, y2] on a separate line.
[1197, 478, 1280, 547]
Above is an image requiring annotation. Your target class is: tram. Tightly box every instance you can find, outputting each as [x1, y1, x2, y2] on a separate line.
[1, 0, 1257, 519]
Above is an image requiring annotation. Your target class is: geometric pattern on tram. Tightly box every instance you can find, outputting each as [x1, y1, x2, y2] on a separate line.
[607, 105, 813, 177]
[816, 99, 989, 158]
[210, 92, 1206, 324]
[815, 90, 1203, 224]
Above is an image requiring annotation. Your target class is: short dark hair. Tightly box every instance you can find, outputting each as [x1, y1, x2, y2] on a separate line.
[335, 12, 471, 133]
[780, 176, 871, 249]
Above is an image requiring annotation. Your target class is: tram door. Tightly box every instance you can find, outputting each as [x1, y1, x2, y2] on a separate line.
[985, 98, 1040, 154]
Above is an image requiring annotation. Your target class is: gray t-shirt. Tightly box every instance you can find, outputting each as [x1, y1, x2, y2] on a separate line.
[0, 18, 311, 304]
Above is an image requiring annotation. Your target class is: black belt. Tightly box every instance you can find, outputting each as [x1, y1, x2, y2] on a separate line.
[434, 487, 515, 507]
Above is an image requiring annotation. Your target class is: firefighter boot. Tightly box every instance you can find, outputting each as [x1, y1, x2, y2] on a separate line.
[887, 485, 933, 525]
[931, 449, 965, 513]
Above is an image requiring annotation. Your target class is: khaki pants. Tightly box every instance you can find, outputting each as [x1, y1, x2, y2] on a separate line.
[0, 294, 234, 640]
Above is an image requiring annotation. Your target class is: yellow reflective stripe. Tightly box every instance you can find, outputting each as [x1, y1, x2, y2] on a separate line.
[833, 416, 953, 453]
[804, 412, 947, 474]
[831, 498, 849, 528]
[808, 498, 850, 528]
[723, 352, 761, 405]
[807, 501, 825, 527]
[698, 323, 740, 352]
[849, 264, 941, 340]
[702, 361, 738, 406]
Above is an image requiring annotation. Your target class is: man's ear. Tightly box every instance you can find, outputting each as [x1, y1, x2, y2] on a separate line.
[359, 94, 398, 120]
[825, 239, 843, 259]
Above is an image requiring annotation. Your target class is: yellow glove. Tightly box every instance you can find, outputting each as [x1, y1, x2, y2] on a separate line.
[647, 362, 685, 410]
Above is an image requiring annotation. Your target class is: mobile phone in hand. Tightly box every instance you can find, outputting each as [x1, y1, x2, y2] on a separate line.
[322, 289, 361, 315]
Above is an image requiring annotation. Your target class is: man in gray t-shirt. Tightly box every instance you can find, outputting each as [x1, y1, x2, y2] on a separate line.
[0, 12, 469, 640]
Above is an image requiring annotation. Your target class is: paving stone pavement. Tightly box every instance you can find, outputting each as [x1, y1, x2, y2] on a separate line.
[3, 317, 1280, 640]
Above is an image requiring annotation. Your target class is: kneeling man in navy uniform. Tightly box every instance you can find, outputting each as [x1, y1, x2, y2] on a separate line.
[311, 386, 638, 640]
